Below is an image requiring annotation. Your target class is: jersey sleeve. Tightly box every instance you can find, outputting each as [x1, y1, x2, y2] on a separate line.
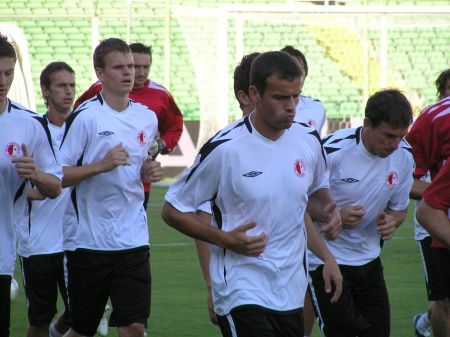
[423, 160, 450, 212]
[308, 135, 330, 195]
[165, 140, 224, 213]
[59, 112, 89, 167]
[158, 93, 183, 154]
[387, 150, 414, 211]
[73, 82, 102, 110]
[316, 102, 327, 135]
[30, 118, 63, 180]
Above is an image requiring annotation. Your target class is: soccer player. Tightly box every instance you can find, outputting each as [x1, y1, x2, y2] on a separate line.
[307, 88, 414, 337]
[13, 62, 75, 337]
[233, 52, 261, 116]
[0, 33, 62, 337]
[162, 51, 342, 337]
[59, 38, 161, 337]
[406, 68, 450, 337]
[281, 45, 327, 136]
[73, 42, 183, 210]
[281, 45, 328, 337]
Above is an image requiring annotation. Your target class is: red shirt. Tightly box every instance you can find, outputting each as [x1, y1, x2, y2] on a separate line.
[406, 97, 450, 247]
[74, 80, 183, 191]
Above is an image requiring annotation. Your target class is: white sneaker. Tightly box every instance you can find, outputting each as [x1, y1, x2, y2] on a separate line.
[97, 304, 111, 336]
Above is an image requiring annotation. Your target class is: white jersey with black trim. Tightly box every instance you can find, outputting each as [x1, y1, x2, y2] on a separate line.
[59, 94, 158, 251]
[308, 127, 414, 269]
[0, 108, 62, 275]
[295, 95, 326, 135]
[165, 114, 329, 315]
[15, 117, 72, 257]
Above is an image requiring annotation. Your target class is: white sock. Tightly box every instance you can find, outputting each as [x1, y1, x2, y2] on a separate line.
[49, 322, 63, 337]
[417, 313, 431, 332]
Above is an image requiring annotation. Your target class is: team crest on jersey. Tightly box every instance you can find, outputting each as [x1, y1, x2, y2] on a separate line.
[137, 130, 147, 144]
[307, 119, 316, 127]
[294, 159, 305, 177]
[386, 171, 398, 187]
[5, 142, 21, 158]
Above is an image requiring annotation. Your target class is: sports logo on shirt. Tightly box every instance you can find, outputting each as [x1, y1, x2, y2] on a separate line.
[98, 131, 114, 136]
[243, 171, 262, 177]
[5, 142, 21, 158]
[137, 130, 147, 144]
[340, 178, 359, 183]
[386, 171, 398, 187]
[294, 159, 305, 177]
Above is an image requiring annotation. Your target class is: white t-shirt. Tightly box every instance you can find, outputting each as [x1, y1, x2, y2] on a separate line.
[15, 116, 72, 257]
[309, 127, 414, 269]
[295, 95, 326, 136]
[0, 107, 62, 275]
[413, 173, 431, 241]
[165, 114, 329, 315]
[59, 94, 157, 251]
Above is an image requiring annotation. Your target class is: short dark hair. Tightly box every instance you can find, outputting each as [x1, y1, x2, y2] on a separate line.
[281, 45, 308, 77]
[435, 68, 450, 99]
[365, 89, 413, 129]
[233, 52, 260, 100]
[40, 61, 75, 88]
[0, 33, 17, 61]
[250, 51, 302, 96]
[93, 38, 131, 69]
[129, 43, 152, 56]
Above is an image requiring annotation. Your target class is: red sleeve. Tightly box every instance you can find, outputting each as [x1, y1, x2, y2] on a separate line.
[406, 114, 434, 179]
[423, 160, 450, 212]
[73, 82, 103, 110]
[158, 93, 183, 154]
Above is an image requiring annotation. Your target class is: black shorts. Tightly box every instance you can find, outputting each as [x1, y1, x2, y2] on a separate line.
[309, 257, 389, 337]
[20, 253, 70, 326]
[418, 236, 450, 301]
[66, 248, 151, 336]
[0, 275, 11, 337]
[217, 305, 303, 337]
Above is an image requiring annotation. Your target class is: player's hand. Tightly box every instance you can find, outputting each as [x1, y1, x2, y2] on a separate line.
[27, 187, 46, 201]
[322, 258, 343, 303]
[222, 222, 267, 256]
[12, 144, 38, 180]
[99, 143, 129, 172]
[340, 205, 365, 229]
[376, 212, 397, 240]
[206, 286, 217, 325]
[141, 157, 163, 183]
[320, 202, 342, 241]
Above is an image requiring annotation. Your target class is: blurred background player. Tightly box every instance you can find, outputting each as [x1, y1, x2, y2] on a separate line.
[0, 33, 62, 337]
[281, 45, 327, 136]
[406, 68, 450, 337]
[74, 42, 183, 210]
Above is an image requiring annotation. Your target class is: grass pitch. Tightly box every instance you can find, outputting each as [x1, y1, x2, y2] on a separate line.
[10, 186, 427, 336]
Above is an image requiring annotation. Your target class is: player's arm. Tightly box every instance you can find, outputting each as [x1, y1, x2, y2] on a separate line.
[410, 177, 429, 200]
[162, 202, 267, 256]
[416, 200, 450, 247]
[62, 143, 129, 187]
[307, 188, 342, 240]
[194, 210, 217, 325]
[305, 213, 342, 303]
[158, 95, 183, 154]
[376, 209, 407, 241]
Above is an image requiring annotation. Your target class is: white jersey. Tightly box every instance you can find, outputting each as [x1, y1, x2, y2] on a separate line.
[59, 94, 158, 251]
[165, 114, 329, 315]
[309, 127, 414, 269]
[15, 116, 72, 257]
[295, 95, 326, 135]
[413, 173, 431, 241]
[0, 107, 62, 275]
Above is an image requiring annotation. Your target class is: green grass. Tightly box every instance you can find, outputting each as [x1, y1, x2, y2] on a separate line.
[10, 186, 427, 336]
